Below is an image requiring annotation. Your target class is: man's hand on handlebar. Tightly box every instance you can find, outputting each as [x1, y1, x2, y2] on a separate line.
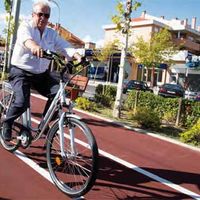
[32, 46, 43, 58]
[80, 56, 90, 67]
[24, 39, 43, 58]
[42, 50, 90, 68]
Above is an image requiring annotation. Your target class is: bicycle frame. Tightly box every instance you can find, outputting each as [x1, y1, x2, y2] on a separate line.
[2, 50, 90, 155]
[2, 76, 80, 156]
[0, 53, 99, 197]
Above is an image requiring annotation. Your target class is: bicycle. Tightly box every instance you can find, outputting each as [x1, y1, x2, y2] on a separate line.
[0, 50, 99, 198]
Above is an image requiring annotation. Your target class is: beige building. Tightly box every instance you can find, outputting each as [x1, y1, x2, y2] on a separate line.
[103, 11, 200, 88]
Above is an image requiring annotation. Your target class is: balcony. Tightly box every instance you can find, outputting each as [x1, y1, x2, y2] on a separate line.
[173, 38, 200, 52]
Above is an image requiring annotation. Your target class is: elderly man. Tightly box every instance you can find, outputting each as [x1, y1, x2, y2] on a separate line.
[2, 1, 82, 141]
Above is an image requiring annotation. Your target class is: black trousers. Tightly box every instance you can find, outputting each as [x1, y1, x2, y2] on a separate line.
[4, 66, 59, 126]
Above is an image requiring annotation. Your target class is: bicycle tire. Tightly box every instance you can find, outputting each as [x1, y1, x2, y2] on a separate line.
[46, 117, 98, 198]
[0, 93, 21, 152]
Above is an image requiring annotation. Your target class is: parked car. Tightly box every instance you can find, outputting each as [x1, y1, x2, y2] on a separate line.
[87, 66, 105, 80]
[195, 92, 200, 101]
[123, 80, 153, 94]
[158, 83, 184, 98]
[185, 87, 199, 100]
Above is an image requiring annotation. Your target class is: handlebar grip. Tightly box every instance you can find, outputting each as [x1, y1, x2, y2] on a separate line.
[79, 56, 90, 67]
[42, 50, 60, 60]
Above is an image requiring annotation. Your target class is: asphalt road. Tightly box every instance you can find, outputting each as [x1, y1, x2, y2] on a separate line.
[0, 93, 200, 200]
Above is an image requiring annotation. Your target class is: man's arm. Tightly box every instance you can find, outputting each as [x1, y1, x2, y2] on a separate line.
[24, 39, 43, 57]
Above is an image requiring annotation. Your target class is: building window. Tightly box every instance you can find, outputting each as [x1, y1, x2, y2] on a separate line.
[154, 27, 159, 32]
[188, 36, 194, 41]
[176, 32, 186, 39]
[157, 69, 163, 82]
[147, 69, 151, 81]
[143, 68, 147, 81]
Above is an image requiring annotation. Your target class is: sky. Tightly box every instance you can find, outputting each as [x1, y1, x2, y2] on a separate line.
[0, 0, 200, 47]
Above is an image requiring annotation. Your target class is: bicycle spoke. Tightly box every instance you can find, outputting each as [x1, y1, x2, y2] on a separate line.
[46, 118, 98, 197]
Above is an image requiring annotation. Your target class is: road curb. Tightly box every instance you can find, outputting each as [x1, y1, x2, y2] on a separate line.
[31, 92, 200, 153]
[74, 108, 200, 153]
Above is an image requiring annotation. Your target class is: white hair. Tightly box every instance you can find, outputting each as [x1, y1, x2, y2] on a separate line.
[32, 0, 51, 13]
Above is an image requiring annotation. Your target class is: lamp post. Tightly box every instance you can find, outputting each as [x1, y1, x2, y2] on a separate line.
[113, 0, 132, 118]
[48, 0, 60, 25]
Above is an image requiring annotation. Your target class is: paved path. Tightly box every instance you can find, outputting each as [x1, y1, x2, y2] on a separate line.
[0, 94, 200, 200]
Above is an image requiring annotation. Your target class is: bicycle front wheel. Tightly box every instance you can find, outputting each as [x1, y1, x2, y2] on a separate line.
[46, 117, 98, 198]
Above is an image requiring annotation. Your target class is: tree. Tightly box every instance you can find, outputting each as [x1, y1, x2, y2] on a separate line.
[112, 0, 141, 118]
[94, 40, 120, 64]
[93, 40, 120, 93]
[4, 0, 12, 13]
[130, 28, 178, 86]
[2, 0, 12, 78]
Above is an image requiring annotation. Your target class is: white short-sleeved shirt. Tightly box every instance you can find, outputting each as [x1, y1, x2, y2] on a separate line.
[11, 20, 76, 74]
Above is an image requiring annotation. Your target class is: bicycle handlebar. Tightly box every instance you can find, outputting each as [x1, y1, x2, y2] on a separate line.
[42, 50, 90, 82]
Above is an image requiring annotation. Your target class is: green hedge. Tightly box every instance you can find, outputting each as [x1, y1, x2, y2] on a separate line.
[124, 90, 200, 128]
[180, 118, 200, 146]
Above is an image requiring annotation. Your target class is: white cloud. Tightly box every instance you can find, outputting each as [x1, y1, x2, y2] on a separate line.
[0, 13, 7, 24]
[82, 35, 105, 48]
[20, 14, 32, 21]
[95, 39, 105, 48]
[83, 35, 92, 43]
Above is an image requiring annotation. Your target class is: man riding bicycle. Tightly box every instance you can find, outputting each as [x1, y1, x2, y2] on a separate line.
[2, 1, 82, 141]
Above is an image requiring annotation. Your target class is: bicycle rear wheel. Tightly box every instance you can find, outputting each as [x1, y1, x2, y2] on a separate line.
[46, 117, 98, 198]
[0, 88, 21, 152]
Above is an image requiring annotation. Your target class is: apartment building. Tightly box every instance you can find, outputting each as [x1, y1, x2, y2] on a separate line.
[103, 11, 200, 89]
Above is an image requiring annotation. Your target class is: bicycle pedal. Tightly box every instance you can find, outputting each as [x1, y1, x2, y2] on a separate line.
[19, 128, 32, 149]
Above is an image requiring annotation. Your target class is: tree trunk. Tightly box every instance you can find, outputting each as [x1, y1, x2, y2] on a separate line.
[113, 47, 126, 118]
[113, 32, 128, 118]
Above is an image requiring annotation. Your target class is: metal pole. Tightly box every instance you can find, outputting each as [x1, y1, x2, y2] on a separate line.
[48, 0, 60, 24]
[7, 0, 21, 69]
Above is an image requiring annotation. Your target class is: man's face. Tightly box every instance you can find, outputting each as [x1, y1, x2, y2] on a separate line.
[32, 5, 50, 32]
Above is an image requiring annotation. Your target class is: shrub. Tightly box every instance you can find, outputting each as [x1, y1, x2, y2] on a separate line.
[180, 118, 200, 146]
[133, 107, 161, 130]
[95, 84, 117, 107]
[95, 84, 103, 94]
[162, 111, 176, 123]
[95, 94, 114, 107]
[75, 97, 96, 111]
[182, 100, 200, 128]
[124, 90, 200, 128]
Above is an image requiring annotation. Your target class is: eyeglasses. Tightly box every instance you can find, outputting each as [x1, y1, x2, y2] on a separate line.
[34, 12, 50, 19]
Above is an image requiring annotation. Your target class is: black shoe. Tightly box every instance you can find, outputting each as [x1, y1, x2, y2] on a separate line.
[2, 123, 12, 142]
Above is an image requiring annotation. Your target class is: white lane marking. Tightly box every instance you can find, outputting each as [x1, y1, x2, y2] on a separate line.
[99, 149, 200, 200]
[14, 150, 53, 184]
[14, 117, 200, 199]
[30, 93, 200, 199]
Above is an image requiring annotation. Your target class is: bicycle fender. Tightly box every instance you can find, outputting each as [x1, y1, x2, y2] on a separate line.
[65, 113, 82, 120]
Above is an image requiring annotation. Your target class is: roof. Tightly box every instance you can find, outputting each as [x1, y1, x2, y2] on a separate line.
[48, 22, 85, 48]
[131, 17, 148, 22]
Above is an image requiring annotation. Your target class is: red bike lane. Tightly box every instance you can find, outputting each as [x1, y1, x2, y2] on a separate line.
[0, 94, 199, 200]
